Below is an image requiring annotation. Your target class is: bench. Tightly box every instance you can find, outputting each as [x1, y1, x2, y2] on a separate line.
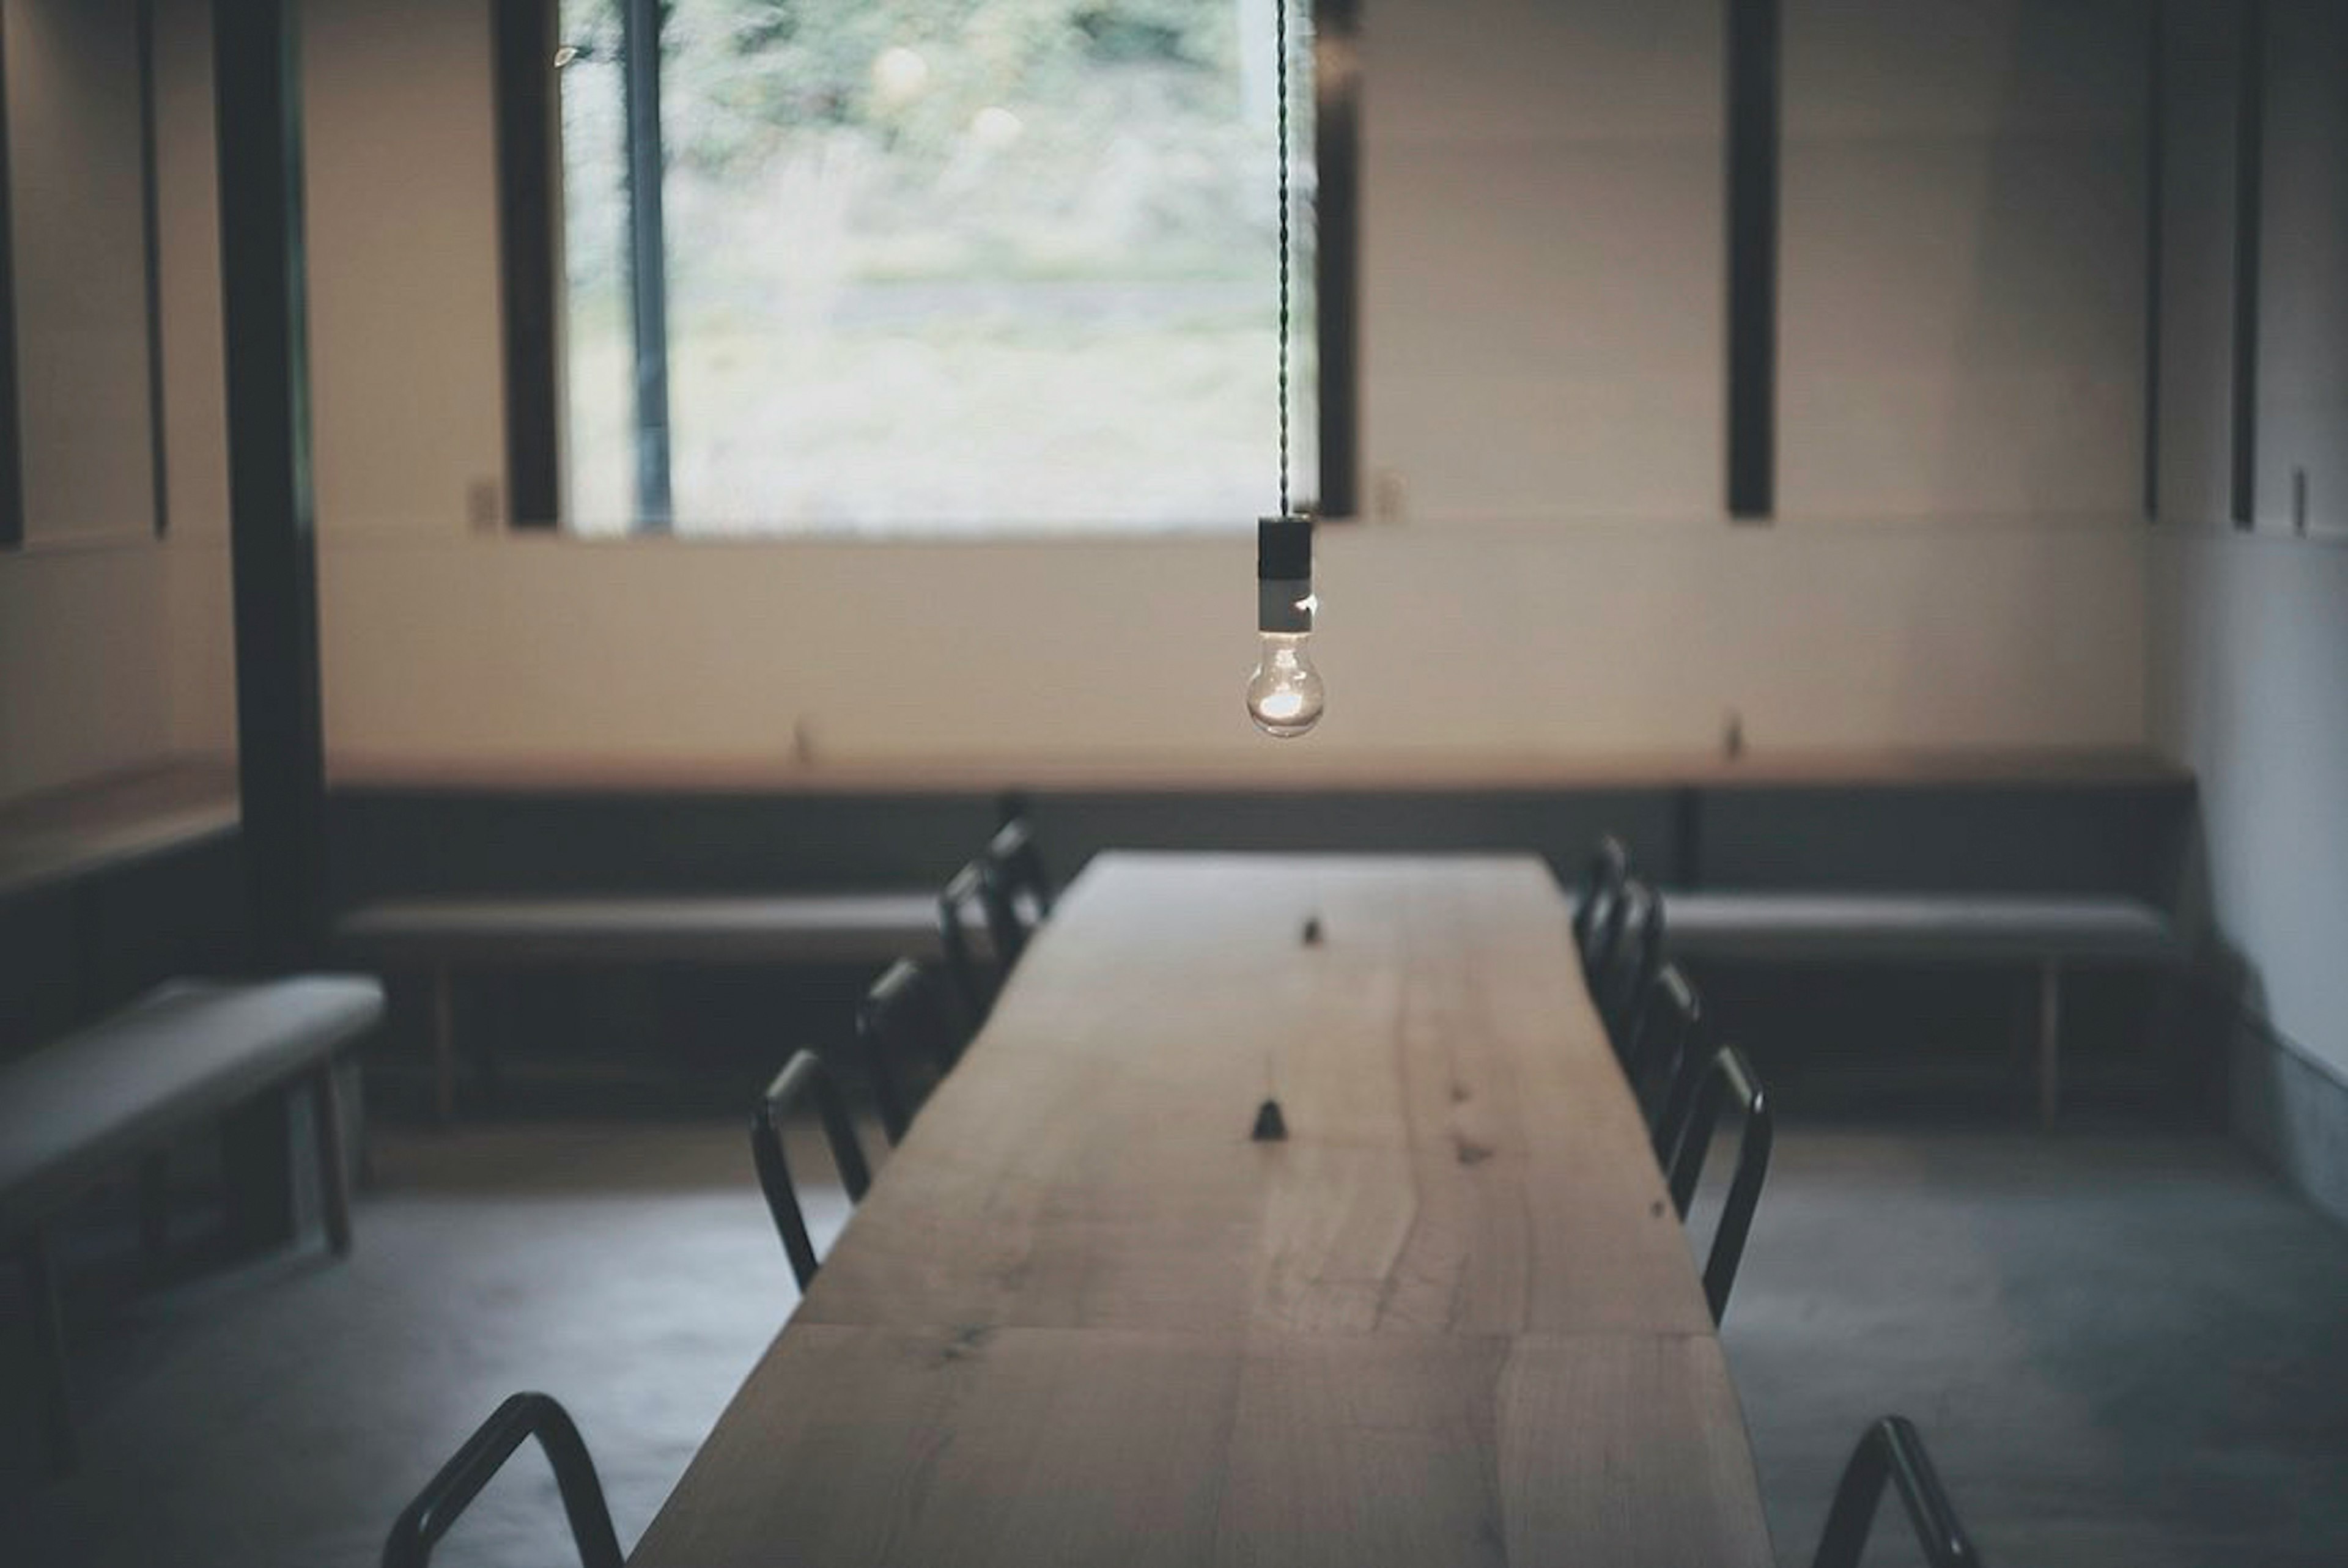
[333, 894, 947, 1121]
[1661, 893, 2184, 1126]
[1, 974, 384, 1471]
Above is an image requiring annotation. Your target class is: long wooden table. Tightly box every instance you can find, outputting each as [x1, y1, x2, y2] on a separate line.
[632, 853, 1774, 1566]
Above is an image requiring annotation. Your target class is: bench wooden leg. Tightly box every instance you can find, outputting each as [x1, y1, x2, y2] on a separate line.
[138, 1151, 171, 1264]
[430, 967, 457, 1127]
[21, 1227, 76, 1476]
[311, 1063, 354, 1257]
[2037, 959, 2062, 1130]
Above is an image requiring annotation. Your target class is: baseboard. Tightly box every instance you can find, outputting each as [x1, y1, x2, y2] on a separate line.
[2229, 1007, 2348, 1231]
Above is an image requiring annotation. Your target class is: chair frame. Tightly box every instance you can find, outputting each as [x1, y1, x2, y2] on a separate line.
[1631, 962, 1706, 1147]
[974, 854, 1032, 971]
[1571, 836, 1630, 950]
[858, 957, 965, 1145]
[380, 1393, 623, 1568]
[1597, 878, 1667, 1048]
[1811, 1415, 1982, 1568]
[751, 1050, 872, 1289]
[938, 861, 1002, 1026]
[986, 815, 1056, 921]
[1664, 1043, 1774, 1323]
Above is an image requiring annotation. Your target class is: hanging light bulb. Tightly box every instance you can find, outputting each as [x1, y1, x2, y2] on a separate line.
[1248, 513, 1323, 738]
[1243, 0, 1324, 739]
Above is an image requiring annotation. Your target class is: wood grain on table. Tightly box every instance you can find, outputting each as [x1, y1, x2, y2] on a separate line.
[630, 854, 1771, 1567]
[632, 1325, 1773, 1568]
[803, 855, 1704, 1338]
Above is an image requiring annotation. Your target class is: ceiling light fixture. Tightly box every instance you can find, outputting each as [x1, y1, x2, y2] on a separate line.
[1244, 0, 1323, 740]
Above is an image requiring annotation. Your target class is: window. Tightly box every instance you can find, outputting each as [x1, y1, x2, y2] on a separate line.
[544, 0, 1349, 536]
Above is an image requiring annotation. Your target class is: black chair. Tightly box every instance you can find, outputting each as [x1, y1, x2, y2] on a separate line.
[381, 1393, 623, 1568]
[972, 816, 1055, 979]
[1570, 835, 1630, 949]
[1663, 1043, 1773, 1323]
[858, 957, 967, 1146]
[939, 861, 1011, 1026]
[986, 814, 1056, 923]
[750, 1050, 872, 1289]
[1595, 878, 1666, 1048]
[1629, 962, 1706, 1144]
[1812, 1416, 1982, 1568]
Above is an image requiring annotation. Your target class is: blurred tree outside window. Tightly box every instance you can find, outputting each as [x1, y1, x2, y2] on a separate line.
[558, 0, 1318, 535]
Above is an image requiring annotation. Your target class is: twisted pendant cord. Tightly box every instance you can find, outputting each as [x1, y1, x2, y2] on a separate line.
[1276, 0, 1291, 519]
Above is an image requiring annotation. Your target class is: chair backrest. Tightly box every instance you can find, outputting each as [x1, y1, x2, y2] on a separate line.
[750, 1050, 871, 1289]
[1571, 836, 1630, 949]
[975, 853, 1034, 970]
[1598, 879, 1667, 1046]
[858, 957, 966, 1146]
[1582, 864, 1656, 983]
[1665, 1043, 1773, 1323]
[381, 1393, 623, 1568]
[986, 814, 1056, 921]
[1811, 1416, 1982, 1568]
[1634, 962, 1705, 1145]
[938, 861, 1002, 1026]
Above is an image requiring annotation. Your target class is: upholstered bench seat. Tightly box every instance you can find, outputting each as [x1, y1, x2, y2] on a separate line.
[2, 975, 383, 1471]
[1661, 892, 2184, 1126]
[334, 894, 950, 1121]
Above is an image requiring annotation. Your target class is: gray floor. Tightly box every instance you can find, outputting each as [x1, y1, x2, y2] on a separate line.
[5, 1118, 2346, 1567]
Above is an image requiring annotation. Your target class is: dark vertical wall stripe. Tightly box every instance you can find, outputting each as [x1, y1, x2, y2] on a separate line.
[621, 0, 671, 530]
[0, 0, 21, 551]
[2141, 1, 2163, 523]
[2229, 0, 2265, 529]
[1312, 0, 1359, 520]
[493, 0, 563, 528]
[215, 0, 329, 969]
[138, 0, 170, 537]
[1725, 0, 1779, 521]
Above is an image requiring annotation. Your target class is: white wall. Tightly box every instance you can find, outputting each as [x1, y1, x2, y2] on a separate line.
[5, 0, 153, 545]
[0, 0, 235, 805]
[157, 0, 237, 762]
[303, 0, 507, 537]
[1360, 0, 1722, 521]
[2150, 0, 2348, 1088]
[1778, 0, 2147, 519]
[295, 0, 2152, 776]
[0, 547, 175, 799]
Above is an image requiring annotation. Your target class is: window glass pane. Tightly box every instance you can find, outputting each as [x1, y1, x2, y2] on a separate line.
[561, 0, 1315, 534]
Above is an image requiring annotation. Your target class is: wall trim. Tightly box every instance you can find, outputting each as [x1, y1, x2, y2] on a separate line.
[2228, 0, 2265, 528]
[138, 0, 171, 539]
[2141, 0, 2164, 522]
[1725, 0, 1781, 521]
[0, 0, 21, 551]
[492, 0, 562, 529]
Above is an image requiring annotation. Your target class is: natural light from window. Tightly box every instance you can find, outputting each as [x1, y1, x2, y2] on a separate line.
[558, 0, 1316, 536]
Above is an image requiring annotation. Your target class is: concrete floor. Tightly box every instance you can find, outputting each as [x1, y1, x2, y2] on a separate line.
[4, 1117, 2346, 1567]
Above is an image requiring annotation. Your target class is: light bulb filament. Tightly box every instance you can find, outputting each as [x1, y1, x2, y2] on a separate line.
[1247, 632, 1324, 738]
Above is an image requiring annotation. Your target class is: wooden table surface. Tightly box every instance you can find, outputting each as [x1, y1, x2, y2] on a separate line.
[632, 853, 1773, 1567]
